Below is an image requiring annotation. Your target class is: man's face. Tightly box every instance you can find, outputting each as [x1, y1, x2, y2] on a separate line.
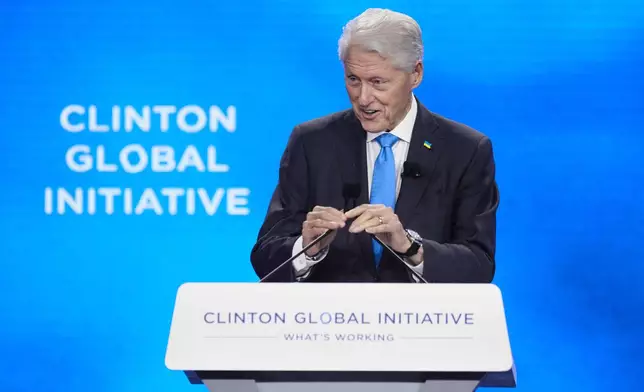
[344, 48, 422, 133]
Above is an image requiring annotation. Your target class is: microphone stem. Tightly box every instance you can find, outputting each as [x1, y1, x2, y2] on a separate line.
[372, 235, 429, 283]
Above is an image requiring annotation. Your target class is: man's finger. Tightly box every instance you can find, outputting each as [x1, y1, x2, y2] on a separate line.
[344, 204, 371, 218]
[307, 227, 328, 238]
[310, 210, 346, 223]
[312, 206, 346, 221]
[313, 205, 344, 214]
[304, 219, 340, 232]
[310, 219, 343, 230]
[348, 209, 375, 231]
[364, 221, 394, 234]
[364, 215, 389, 227]
[345, 203, 387, 217]
[352, 205, 391, 226]
[350, 215, 390, 233]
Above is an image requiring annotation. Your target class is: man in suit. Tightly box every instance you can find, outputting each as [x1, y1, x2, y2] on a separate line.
[250, 8, 499, 283]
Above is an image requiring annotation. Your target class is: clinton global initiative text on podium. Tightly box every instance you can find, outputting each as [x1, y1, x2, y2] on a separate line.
[203, 311, 475, 325]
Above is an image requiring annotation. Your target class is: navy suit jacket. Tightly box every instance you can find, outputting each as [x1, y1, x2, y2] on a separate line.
[250, 98, 499, 283]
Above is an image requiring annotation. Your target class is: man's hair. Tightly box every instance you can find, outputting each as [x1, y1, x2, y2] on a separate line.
[338, 8, 424, 73]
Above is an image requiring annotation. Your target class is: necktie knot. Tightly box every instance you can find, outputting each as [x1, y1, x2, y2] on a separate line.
[376, 133, 398, 149]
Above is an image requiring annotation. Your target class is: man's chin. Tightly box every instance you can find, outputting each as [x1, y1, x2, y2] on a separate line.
[357, 118, 386, 133]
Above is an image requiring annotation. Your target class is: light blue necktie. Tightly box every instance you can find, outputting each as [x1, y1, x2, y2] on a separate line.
[369, 132, 399, 266]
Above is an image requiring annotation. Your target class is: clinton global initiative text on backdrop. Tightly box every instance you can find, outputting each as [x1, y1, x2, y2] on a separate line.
[45, 105, 250, 216]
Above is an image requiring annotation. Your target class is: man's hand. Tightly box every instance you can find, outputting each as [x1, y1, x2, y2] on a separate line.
[302, 206, 346, 256]
[345, 204, 412, 254]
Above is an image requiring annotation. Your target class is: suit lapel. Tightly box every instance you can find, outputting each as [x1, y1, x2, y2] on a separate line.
[395, 101, 444, 226]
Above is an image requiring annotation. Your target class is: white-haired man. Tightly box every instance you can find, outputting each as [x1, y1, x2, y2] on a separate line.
[251, 8, 499, 283]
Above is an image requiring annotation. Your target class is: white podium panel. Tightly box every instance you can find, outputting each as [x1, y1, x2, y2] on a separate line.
[165, 283, 514, 375]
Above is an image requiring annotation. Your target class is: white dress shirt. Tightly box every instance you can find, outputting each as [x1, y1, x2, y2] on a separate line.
[292, 94, 424, 278]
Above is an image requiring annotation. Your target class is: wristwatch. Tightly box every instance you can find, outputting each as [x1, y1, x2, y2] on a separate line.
[305, 245, 328, 261]
[399, 229, 422, 257]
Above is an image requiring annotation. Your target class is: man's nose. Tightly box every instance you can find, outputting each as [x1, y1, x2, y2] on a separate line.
[357, 85, 374, 106]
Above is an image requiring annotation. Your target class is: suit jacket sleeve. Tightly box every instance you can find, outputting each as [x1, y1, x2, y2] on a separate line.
[250, 126, 309, 282]
[422, 135, 499, 283]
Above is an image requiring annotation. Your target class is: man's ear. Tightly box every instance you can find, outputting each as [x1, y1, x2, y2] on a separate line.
[412, 61, 424, 88]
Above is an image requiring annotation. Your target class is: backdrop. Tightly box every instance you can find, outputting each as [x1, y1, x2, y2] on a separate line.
[1, 1, 643, 391]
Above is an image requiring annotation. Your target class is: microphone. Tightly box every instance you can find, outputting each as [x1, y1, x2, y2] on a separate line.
[402, 161, 422, 178]
[342, 183, 361, 209]
[259, 184, 361, 283]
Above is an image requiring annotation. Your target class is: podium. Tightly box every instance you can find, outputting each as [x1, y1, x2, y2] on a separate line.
[165, 283, 516, 392]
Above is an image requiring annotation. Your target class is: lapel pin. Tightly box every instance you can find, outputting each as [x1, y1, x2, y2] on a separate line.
[423, 141, 432, 150]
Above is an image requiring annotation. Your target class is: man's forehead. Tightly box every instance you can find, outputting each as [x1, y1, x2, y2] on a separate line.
[345, 49, 388, 63]
[343, 56, 397, 75]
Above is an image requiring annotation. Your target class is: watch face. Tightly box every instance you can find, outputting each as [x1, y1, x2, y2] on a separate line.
[406, 229, 421, 242]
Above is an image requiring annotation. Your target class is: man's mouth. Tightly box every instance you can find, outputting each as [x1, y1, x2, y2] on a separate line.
[361, 109, 379, 116]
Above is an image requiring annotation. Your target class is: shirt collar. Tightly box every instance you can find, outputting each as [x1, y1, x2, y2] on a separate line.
[366, 93, 417, 144]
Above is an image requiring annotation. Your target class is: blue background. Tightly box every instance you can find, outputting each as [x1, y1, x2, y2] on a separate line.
[1, 0, 643, 391]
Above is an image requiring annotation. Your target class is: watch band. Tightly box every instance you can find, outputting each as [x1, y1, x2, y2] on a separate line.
[400, 229, 422, 257]
[305, 246, 328, 261]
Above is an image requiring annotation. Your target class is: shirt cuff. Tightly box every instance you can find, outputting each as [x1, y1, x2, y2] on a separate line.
[292, 236, 328, 279]
[406, 259, 424, 282]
